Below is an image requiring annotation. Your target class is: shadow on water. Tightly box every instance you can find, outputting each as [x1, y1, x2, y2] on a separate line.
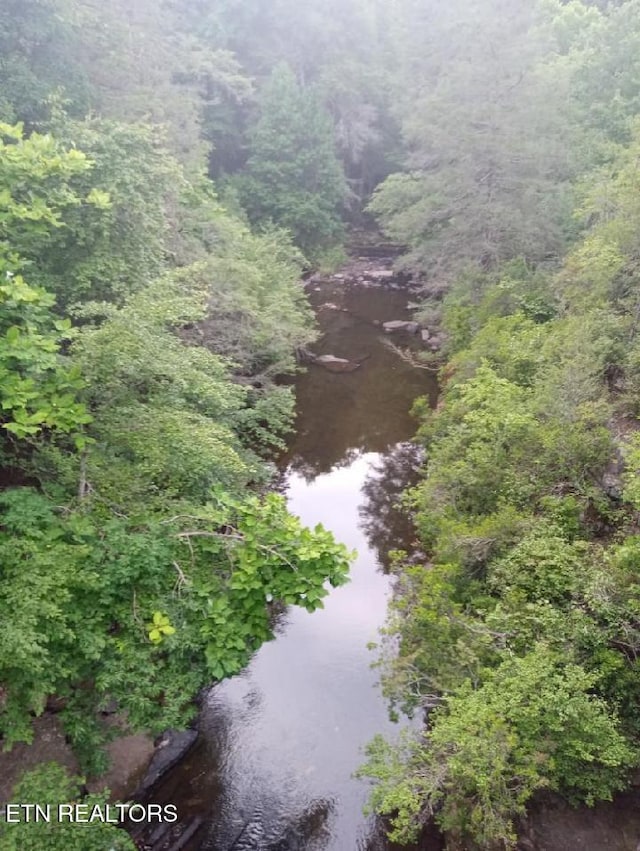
[144, 279, 441, 851]
[358, 442, 425, 573]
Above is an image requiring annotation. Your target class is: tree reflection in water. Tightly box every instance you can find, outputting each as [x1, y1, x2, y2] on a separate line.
[358, 442, 425, 572]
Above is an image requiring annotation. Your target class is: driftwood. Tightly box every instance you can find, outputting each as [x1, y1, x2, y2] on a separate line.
[382, 338, 441, 371]
[131, 814, 204, 851]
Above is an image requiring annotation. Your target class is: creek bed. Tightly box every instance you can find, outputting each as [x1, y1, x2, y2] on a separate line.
[141, 277, 440, 850]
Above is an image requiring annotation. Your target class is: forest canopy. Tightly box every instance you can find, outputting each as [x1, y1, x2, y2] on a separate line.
[5, 1, 640, 850]
[0, 0, 359, 789]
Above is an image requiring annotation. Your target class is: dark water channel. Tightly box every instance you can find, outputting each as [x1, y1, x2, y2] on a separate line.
[149, 278, 440, 851]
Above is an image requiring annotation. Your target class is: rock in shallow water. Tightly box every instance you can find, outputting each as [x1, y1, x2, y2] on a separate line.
[383, 319, 419, 333]
[314, 354, 362, 373]
[137, 729, 198, 795]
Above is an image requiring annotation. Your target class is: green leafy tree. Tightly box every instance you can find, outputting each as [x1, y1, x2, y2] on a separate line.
[0, 122, 97, 265]
[0, 124, 94, 442]
[0, 487, 351, 772]
[369, 0, 585, 280]
[0, 0, 90, 127]
[0, 764, 134, 851]
[0, 272, 91, 442]
[236, 63, 347, 256]
[29, 119, 178, 307]
[0, 84, 348, 790]
[364, 80, 640, 840]
[59, 260, 308, 508]
[361, 648, 636, 849]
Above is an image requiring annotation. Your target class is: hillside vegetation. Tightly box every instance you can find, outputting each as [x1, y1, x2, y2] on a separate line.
[5, 2, 640, 849]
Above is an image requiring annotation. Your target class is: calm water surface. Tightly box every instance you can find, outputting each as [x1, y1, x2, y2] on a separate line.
[154, 281, 439, 850]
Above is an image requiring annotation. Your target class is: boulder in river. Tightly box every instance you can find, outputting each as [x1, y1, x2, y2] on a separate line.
[383, 320, 419, 334]
[315, 354, 350, 364]
[428, 332, 447, 351]
[420, 329, 431, 345]
[365, 270, 394, 280]
[314, 354, 362, 373]
[136, 729, 198, 796]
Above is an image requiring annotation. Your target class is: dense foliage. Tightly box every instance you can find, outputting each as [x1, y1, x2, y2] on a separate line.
[7, 1, 640, 849]
[234, 64, 347, 257]
[0, 764, 135, 850]
[0, 0, 355, 800]
[359, 1, 640, 848]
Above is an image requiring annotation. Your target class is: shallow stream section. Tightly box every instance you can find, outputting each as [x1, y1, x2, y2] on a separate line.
[145, 276, 441, 850]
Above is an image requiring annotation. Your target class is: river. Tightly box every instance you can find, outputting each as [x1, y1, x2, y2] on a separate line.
[146, 274, 440, 850]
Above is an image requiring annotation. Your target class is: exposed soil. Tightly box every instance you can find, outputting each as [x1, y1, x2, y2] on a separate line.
[0, 714, 79, 802]
[522, 790, 640, 851]
[0, 713, 154, 803]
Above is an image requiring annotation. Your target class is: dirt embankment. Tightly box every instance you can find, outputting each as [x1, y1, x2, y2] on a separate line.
[0, 713, 154, 803]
